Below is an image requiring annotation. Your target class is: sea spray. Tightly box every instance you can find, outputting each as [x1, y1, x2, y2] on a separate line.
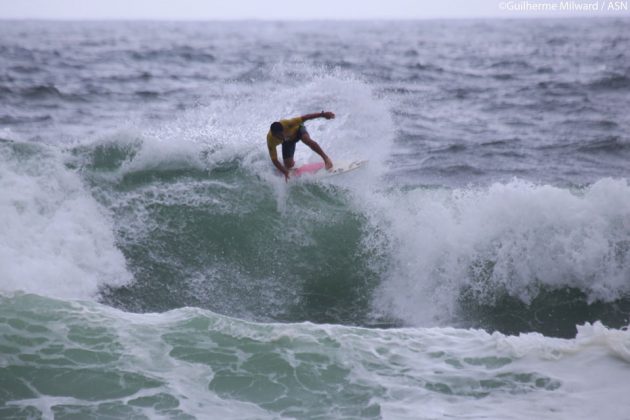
[0, 140, 131, 298]
[366, 178, 630, 327]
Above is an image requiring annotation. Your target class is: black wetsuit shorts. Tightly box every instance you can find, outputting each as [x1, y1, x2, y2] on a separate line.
[282, 125, 308, 160]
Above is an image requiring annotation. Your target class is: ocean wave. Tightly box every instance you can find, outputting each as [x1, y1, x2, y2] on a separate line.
[408, 62, 445, 73]
[134, 90, 160, 98]
[588, 73, 630, 90]
[2, 19, 630, 418]
[0, 294, 628, 419]
[131, 46, 216, 63]
[93, 164, 383, 324]
[0, 85, 12, 96]
[0, 114, 53, 125]
[480, 138, 522, 147]
[8, 65, 42, 74]
[55, 94, 630, 336]
[20, 84, 63, 99]
[368, 178, 630, 330]
[79, 133, 630, 336]
[535, 80, 576, 93]
[429, 163, 486, 176]
[2, 83, 91, 104]
[100, 71, 154, 83]
[540, 136, 630, 155]
[487, 59, 533, 70]
[577, 136, 630, 154]
[560, 118, 619, 130]
[66, 69, 394, 324]
[0, 140, 131, 299]
[1, 32, 628, 337]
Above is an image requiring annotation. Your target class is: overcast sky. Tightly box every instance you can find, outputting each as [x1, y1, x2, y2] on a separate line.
[1, 0, 628, 20]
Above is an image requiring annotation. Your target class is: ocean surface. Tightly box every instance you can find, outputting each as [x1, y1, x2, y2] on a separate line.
[1, 18, 630, 419]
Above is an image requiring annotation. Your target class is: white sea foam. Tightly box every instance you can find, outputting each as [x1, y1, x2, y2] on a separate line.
[361, 178, 630, 325]
[0, 142, 131, 298]
[3, 295, 629, 419]
[81, 65, 393, 188]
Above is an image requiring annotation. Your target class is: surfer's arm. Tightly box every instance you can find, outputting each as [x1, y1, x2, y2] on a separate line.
[268, 145, 288, 180]
[271, 158, 290, 181]
[270, 157, 288, 173]
[268, 139, 289, 180]
[300, 111, 335, 121]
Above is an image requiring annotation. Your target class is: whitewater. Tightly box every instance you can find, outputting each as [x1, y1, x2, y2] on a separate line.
[1, 19, 630, 419]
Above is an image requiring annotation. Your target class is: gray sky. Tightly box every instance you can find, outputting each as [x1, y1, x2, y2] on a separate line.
[1, 0, 628, 20]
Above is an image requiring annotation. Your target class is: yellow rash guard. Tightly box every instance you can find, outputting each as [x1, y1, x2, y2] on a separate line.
[266, 117, 303, 160]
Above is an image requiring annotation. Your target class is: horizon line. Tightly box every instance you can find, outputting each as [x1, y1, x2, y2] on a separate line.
[1, 15, 628, 22]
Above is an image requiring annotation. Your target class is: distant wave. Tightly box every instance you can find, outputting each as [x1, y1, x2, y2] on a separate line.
[577, 136, 630, 153]
[131, 46, 216, 63]
[0, 114, 52, 125]
[21, 84, 63, 99]
[588, 73, 630, 90]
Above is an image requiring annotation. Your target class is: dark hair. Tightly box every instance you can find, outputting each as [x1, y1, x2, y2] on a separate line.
[270, 122, 283, 135]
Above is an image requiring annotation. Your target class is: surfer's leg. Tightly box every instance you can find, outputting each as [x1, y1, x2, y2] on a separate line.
[300, 131, 333, 169]
[282, 139, 298, 168]
[299, 128, 318, 151]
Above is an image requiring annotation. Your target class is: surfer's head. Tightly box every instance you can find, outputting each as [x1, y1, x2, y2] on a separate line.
[270, 122, 283, 138]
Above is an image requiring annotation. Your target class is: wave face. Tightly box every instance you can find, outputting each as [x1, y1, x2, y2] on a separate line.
[62, 70, 395, 328]
[58, 129, 630, 336]
[1, 19, 630, 419]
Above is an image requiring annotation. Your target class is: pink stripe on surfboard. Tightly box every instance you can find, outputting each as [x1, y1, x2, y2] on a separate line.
[294, 162, 325, 176]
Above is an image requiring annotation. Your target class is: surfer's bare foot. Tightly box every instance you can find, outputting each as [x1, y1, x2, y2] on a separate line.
[324, 159, 333, 170]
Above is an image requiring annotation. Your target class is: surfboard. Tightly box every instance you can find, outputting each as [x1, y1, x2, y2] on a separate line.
[293, 160, 367, 178]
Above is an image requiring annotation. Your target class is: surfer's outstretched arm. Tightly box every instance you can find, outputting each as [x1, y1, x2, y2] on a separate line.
[300, 111, 335, 121]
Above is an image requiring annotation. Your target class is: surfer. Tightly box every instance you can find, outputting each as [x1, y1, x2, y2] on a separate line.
[267, 111, 335, 181]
